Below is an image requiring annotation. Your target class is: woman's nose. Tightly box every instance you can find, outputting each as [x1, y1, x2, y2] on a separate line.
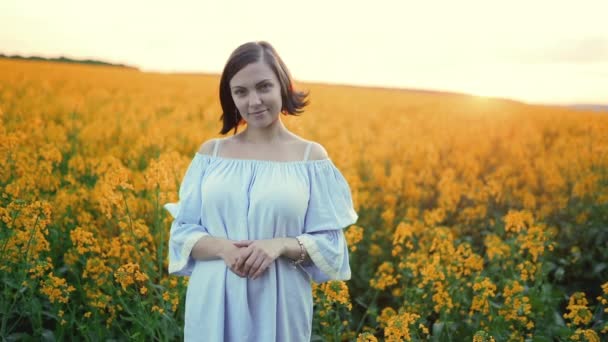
[249, 91, 262, 105]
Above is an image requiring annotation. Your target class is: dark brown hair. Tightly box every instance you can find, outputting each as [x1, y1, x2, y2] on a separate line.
[218, 41, 309, 135]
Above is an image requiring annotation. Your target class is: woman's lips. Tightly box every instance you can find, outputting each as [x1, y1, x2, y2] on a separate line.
[250, 109, 266, 116]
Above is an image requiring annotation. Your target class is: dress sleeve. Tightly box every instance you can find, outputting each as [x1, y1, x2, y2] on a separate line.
[297, 160, 358, 283]
[163, 154, 211, 276]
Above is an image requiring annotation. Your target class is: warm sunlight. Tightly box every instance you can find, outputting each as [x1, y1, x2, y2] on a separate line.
[2, 1, 608, 337]
[1, 0, 606, 105]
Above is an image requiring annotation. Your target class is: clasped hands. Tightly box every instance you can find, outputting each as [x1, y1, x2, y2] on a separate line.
[220, 239, 284, 280]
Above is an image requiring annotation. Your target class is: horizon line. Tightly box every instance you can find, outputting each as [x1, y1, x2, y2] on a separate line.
[2, 52, 607, 108]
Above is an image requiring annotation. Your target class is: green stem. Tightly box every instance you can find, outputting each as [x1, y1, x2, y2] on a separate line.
[333, 304, 341, 342]
[3, 211, 41, 334]
[0, 206, 24, 260]
[121, 191, 146, 266]
[155, 186, 164, 279]
[354, 289, 379, 336]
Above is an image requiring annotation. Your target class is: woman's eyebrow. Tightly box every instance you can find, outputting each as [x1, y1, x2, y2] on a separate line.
[231, 79, 272, 89]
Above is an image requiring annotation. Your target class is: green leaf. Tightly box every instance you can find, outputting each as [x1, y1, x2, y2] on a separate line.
[7, 333, 31, 342]
[310, 334, 325, 341]
[355, 297, 369, 308]
[553, 311, 566, 326]
[431, 322, 444, 342]
[593, 262, 606, 275]
[41, 329, 56, 342]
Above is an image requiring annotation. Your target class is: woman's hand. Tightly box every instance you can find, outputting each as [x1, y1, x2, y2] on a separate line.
[233, 239, 285, 279]
[218, 242, 252, 278]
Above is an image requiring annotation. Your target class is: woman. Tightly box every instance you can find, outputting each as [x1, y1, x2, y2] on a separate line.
[164, 41, 358, 341]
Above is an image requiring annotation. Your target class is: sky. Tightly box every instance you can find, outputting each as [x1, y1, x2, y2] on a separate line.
[1, 0, 607, 105]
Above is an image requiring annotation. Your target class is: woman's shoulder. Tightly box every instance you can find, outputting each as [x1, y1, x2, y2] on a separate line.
[288, 133, 328, 161]
[197, 136, 238, 156]
[305, 140, 329, 161]
[197, 138, 220, 156]
[287, 132, 329, 161]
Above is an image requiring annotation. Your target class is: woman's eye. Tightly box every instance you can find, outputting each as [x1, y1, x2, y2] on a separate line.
[260, 83, 271, 90]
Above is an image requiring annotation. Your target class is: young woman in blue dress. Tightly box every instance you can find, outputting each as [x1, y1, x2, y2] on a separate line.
[166, 41, 358, 341]
[193, 41, 319, 280]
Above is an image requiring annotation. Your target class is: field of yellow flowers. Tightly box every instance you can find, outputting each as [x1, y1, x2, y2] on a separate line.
[1, 57, 607, 341]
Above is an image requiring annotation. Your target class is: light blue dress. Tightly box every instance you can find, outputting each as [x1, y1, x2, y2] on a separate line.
[164, 138, 358, 342]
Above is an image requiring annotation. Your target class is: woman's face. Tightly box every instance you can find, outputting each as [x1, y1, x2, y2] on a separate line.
[229, 61, 283, 128]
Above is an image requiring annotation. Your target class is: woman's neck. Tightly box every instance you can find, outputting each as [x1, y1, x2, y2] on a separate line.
[239, 119, 292, 144]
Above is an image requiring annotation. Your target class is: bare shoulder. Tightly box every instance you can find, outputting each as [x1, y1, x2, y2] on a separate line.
[197, 138, 219, 156]
[307, 141, 329, 160]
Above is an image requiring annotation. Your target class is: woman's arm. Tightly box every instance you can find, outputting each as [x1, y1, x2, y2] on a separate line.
[191, 236, 249, 277]
[230, 237, 311, 279]
[191, 236, 234, 260]
[276, 237, 310, 262]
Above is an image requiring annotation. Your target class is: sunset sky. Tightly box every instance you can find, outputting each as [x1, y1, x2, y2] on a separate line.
[2, 0, 607, 105]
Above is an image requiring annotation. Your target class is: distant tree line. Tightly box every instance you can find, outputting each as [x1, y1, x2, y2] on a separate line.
[0, 53, 138, 70]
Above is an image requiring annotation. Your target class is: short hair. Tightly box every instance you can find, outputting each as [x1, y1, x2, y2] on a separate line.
[218, 41, 309, 135]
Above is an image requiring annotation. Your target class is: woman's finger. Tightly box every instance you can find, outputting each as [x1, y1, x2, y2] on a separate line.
[235, 247, 254, 271]
[233, 240, 253, 247]
[227, 256, 245, 277]
[248, 256, 266, 277]
[232, 257, 241, 271]
[251, 259, 273, 280]
[230, 266, 247, 278]
[241, 250, 259, 275]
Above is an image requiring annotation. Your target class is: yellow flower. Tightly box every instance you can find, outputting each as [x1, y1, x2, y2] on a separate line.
[356, 332, 378, 342]
[498, 281, 533, 332]
[423, 207, 446, 226]
[369, 243, 382, 257]
[503, 210, 534, 235]
[83, 257, 112, 286]
[370, 262, 399, 290]
[431, 282, 454, 314]
[517, 260, 537, 282]
[323, 281, 351, 307]
[381, 208, 395, 226]
[114, 262, 149, 291]
[392, 222, 415, 250]
[572, 174, 599, 199]
[383, 311, 420, 342]
[313, 281, 352, 311]
[469, 277, 497, 316]
[484, 234, 510, 261]
[70, 227, 101, 255]
[345, 225, 364, 252]
[564, 292, 593, 327]
[517, 224, 550, 262]
[377, 307, 397, 328]
[151, 305, 165, 314]
[570, 329, 600, 342]
[473, 330, 496, 342]
[28, 257, 53, 279]
[39, 272, 76, 304]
